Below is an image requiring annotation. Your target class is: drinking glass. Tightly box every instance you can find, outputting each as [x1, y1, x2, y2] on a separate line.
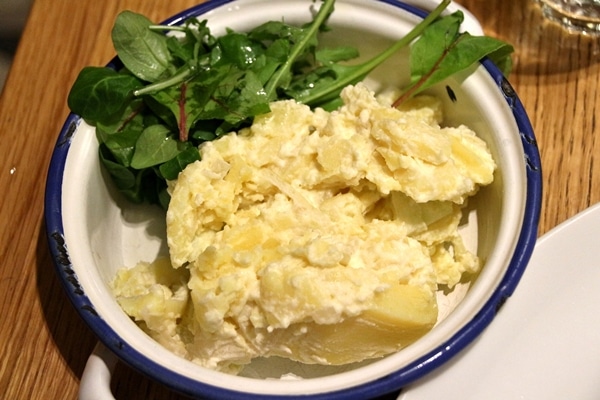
[538, 0, 600, 34]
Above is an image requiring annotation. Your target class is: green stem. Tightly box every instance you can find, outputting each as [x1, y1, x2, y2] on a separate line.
[149, 24, 186, 32]
[300, 0, 451, 105]
[264, 0, 336, 100]
[133, 65, 195, 96]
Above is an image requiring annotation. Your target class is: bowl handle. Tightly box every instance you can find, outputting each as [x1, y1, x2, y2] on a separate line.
[79, 342, 118, 400]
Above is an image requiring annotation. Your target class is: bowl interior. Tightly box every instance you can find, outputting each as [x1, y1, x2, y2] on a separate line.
[55, 0, 532, 397]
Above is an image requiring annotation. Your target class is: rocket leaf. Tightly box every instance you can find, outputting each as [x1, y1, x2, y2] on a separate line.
[66, 0, 512, 209]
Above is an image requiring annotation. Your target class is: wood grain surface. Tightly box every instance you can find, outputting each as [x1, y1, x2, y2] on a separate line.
[0, 0, 598, 399]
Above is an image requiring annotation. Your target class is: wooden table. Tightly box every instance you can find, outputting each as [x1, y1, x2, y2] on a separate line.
[1, 0, 598, 398]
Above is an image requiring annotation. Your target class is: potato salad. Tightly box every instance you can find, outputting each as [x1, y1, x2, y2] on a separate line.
[112, 83, 495, 373]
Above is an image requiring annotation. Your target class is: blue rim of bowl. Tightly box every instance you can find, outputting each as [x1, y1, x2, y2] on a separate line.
[44, 0, 543, 398]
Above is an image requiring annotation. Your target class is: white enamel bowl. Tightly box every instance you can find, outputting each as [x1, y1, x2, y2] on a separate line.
[45, 0, 542, 399]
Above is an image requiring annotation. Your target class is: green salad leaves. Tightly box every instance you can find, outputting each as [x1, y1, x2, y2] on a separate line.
[67, 0, 512, 209]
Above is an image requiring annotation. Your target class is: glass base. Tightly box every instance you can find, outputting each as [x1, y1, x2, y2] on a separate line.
[538, 0, 600, 35]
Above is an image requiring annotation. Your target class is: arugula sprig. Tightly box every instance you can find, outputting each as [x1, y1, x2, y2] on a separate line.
[393, 10, 513, 106]
[67, 0, 512, 209]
